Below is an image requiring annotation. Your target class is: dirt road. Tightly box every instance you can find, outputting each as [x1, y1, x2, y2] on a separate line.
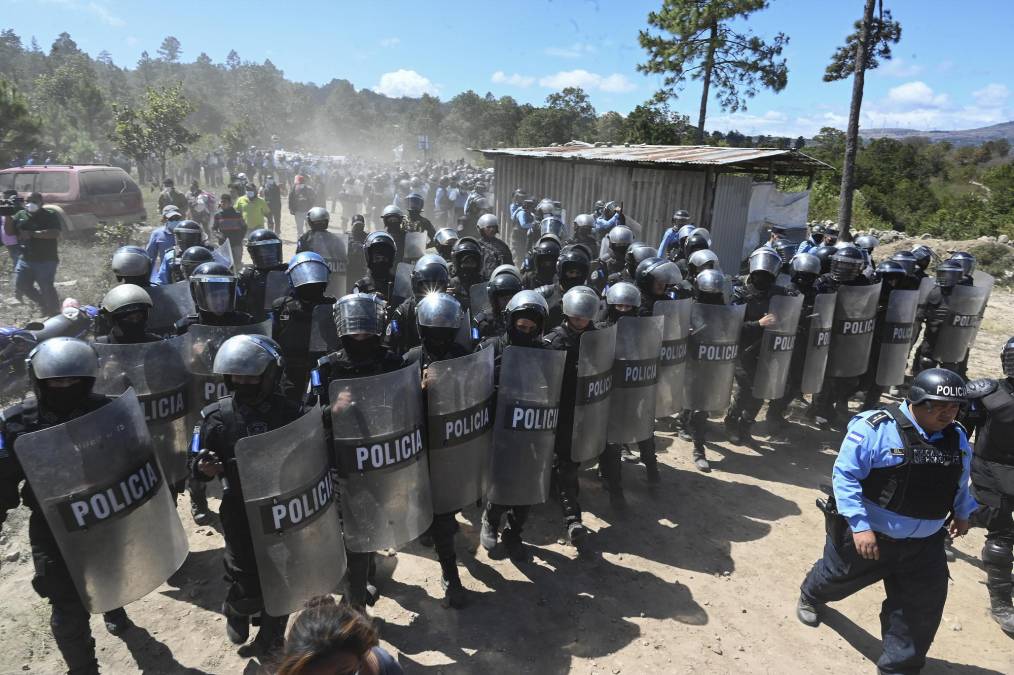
[0, 214, 1011, 673]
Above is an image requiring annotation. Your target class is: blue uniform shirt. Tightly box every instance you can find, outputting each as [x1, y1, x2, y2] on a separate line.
[657, 227, 681, 258]
[594, 212, 621, 233]
[152, 249, 177, 285]
[513, 208, 535, 232]
[145, 226, 176, 283]
[797, 236, 820, 254]
[832, 403, 977, 539]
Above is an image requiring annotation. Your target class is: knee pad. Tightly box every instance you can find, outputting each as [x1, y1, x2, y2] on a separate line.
[983, 539, 1014, 567]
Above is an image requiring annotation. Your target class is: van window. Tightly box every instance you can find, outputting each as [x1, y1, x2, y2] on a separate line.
[12, 172, 38, 192]
[0, 173, 13, 191]
[81, 170, 127, 195]
[35, 172, 71, 194]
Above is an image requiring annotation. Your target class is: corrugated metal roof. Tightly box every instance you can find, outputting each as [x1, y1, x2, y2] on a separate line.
[481, 141, 831, 173]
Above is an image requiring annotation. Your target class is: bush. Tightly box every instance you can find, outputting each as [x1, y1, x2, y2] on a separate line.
[968, 242, 1014, 285]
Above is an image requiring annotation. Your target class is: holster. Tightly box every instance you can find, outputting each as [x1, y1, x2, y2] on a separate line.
[816, 491, 848, 544]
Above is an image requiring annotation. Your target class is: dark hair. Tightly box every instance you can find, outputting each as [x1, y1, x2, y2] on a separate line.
[275, 596, 379, 675]
[219, 193, 231, 202]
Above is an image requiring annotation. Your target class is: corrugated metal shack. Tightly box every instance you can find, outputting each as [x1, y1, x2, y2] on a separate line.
[482, 142, 830, 269]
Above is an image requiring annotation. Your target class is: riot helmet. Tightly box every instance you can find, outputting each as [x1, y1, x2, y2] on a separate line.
[823, 224, 840, 245]
[180, 246, 215, 279]
[477, 213, 500, 236]
[306, 206, 330, 231]
[335, 293, 386, 361]
[405, 192, 424, 213]
[1001, 336, 1014, 380]
[908, 368, 966, 406]
[688, 249, 720, 278]
[491, 264, 523, 283]
[773, 238, 798, 267]
[433, 228, 459, 259]
[246, 229, 283, 269]
[411, 254, 450, 296]
[381, 205, 404, 229]
[789, 252, 821, 287]
[949, 251, 976, 276]
[287, 251, 330, 288]
[683, 232, 710, 257]
[100, 284, 153, 341]
[854, 234, 879, 254]
[671, 209, 691, 228]
[911, 245, 933, 271]
[573, 213, 595, 235]
[561, 286, 599, 327]
[533, 238, 562, 278]
[416, 292, 462, 357]
[626, 244, 658, 278]
[748, 247, 781, 288]
[364, 231, 397, 272]
[876, 260, 907, 287]
[213, 334, 284, 405]
[504, 290, 548, 347]
[174, 221, 204, 251]
[935, 260, 964, 288]
[829, 245, 865, 283]
[452, 236, 482, 279]
[189, 262, 237, 315]
[608, 225, 634, 260]
[26, 337, 98, 414]
[890, 251, 918, 277]
[111, 245, 152, 284]
[556, 247, 591, 291]
[487, 272, 523, 316]
[694, 269, 727, 304]
[675, 223, 696, 245]
[540, 217, 565, 239]
[690, 228, 712, 247]
[605, 282, 641, 322]
[813, 245, 837, 274]
[636, 257, 682, 298]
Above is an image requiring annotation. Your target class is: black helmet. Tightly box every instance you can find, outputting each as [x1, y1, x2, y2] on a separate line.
[1001, 335, 1014, 380]
[948, 251, 975, 276]
[335, 292, 385, 338]
[452, 236, 482, 274]
[174, 221, 204, 250]
[405, 192, 424, 212]
[189, 262, 237, 314]
[246, 228, 282, 268]
[683, 232, 710, 257]
[626, 244, 657, 278]
[635, 257, 682, 296]
[533, 238, 562, 274]
[411, 254, 450, 296]
[813, 245, 837, 274]
[935, 260, 964, 288]
[671, 209, 691, 225]
[876, 260, 907, 284]
[364, 231, 397, 267]
[504, 290, 549, 346]
[487, 272, 523, 312]
[908, 368, 966, 405]
[890, 251, 918, 276]
[179, 246, 215, 279]
[911, 245, 933, 270]
[773, 238, 798, 265]
[830, 245, 865, 282]
[556, 247, 591, 290]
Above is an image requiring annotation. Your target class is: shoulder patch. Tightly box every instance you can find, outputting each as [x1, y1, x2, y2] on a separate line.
[864, 410, 891, 429]
[846, 431, 865, 445]
[200, 402, 221, 420]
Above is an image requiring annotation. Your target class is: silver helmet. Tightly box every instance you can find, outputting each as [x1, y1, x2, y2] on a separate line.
[854, 234, 879, 252]
[27, 337, 98, 381]
[790, 252, 822, 276]
[748, 247, 782, 277]
[608, 225, 634, 247]
[573, 213, 595, 231]
[695, 269, 726, 296]
[335, 293, 385, 337]
[287, 251, 330, 288]
[688, 249, 720, 273]
[605, 281, 641, 308]
[491, 264, 523, 282]
[111, 245, 152, 279]
[381, 204, 404, 220]
[433, 228, 459, 248]
[477, 213, 500, 233]
[948, 251, 975, 276]
[540, 217, 565, 238]
[101, 284, 153, 315]
[213, 334, 284, 378]
[416, 292, 462, 329]
[561, 286, 600, 321]
[305, 206, 330, 229]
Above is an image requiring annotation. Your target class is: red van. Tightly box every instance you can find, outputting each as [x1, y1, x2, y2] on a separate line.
[0, 165, 146, 232]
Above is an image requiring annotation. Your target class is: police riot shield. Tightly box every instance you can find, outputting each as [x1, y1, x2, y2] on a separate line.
[235, 406, 345, 617]
[148, 281, 195, 335]
[685, 303, 746, 411]
[875, 289, 920, 386]
[93, 337, 190, 485]
[653, 299, 691, 417]
[969, 271, 995, 348]
[827, 282, 882, 378]
[392, 262, 413, 307]
[752, 293, 804, 400]
[425, 348, 495, 513]
[329, 365, 432, 552]
[774, 272, 792, 288]
[469, 282, 491, 316]
[916, 276, 935, 319]
[304, 231, 349, 299]
[183, 321, 272, 435]
[262, 270, 290, 311]
[213, 240, 235, 271]
[14, 389, 188, 613]
[488, 346, 566, 505]
[933, 284, 990, 363]
[347, 241, 366, 291]
[801, 292, 837, 395]
[308, 302, 339, 354]
[606, 315, 664, 445]
[570, 323, 616, 462]
[404, 231, 428, 262]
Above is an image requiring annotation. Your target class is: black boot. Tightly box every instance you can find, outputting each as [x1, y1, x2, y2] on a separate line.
[724, 413, 742, 444]
[240, 614, 287, 657]
[223, 603, 249, 645]
[692, 443, 710, 473]
[102, 607, 132, 636]
[439, 558, 467, 609]
[189, 478, 212, 525]
[983, 541, 1014, 635]
[480, 505, 499, 552]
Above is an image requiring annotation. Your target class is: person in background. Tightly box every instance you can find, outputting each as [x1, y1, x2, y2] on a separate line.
[289, 175, 317, 238]
[234, 183, 273, 264]
[276, 596, 403, 675]
[262, 176, 282, 235]
[146, 205, 185, 281]
[213, 193, 248, 267]
[9, 191, 61, 316]
[2, 189, 24, 301]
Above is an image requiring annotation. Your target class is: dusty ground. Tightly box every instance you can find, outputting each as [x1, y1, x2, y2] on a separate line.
[1, 209, 1012, 674]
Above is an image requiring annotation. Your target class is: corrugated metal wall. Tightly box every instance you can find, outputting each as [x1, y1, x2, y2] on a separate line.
[493, 156, 751, 267]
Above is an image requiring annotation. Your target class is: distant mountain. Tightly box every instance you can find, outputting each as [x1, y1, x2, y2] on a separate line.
[860, 121, 1014, 146]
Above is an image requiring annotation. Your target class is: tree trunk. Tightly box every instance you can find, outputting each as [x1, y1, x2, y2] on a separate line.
[837, 0, 877, 240]
[160, 152, 167, 183]
[696, 21, 719, 145]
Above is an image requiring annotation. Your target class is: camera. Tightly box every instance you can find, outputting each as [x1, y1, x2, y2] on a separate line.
[0, 191, 24, 217]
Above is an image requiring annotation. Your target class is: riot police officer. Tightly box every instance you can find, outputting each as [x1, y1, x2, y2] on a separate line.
[657, 209, 693, 260]
[404, 293, 472, 608]
[914, 260, 968, 376]
[474, 272, 523, 339]
[677, 231, 711, 279]
[389, 255, 451, 354]
[523, 237, 562, 290]
[635, 256, 685, 312]
[855, 260, 909, 410]
[192, 334, 300, 656]
[380, 205, 408, 264]
[797, 369, 975, 674]
[111, 245, 153, 287]
[271, 252, 335, 401]
[567, 213, 598, 253]
[544, 286, 601, 544]
[433, 227, 459, 262]
[480, 290, 550, 560]
[448, 236, 483, 308]
[911, 245, 933, 280]
[589, 225, 633, 294]
[725, 248, 788, 443]
[154, 220, 207, 285]
[352, 231, 398, 301]
[624, 244, 658, 284]
[404, 192, 436, 241]
[177, 246, 216, 282]
[174, 262, 255, 335]
[477, 214, 513, 279]
[964, 337, 1014, 635]
[237, 228, 287, 322]
[96, 284, 162, 344]
[537, 246, 591, 331]
[310, 293, 407, 609]
[1, 338, 132, 674]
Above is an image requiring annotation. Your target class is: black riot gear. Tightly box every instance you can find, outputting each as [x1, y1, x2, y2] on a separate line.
[111, 245, 152, 284]
[1003, 336, 1014, 380]
[683, 232, 710, 257]
[556, 247, 590, 291]
[504, 290, 548, 347]
[935, 260, 964, 288]
[813, 245, 837, 275]
[189, 263, 238, 315]
[180, 246, 215, 279]
[411, 254, 450, 296]
[830, 245, 865, 283]
[246, 229, 283, 269]
[912, 245, 933, 272]
[949, 251, 976, 276]
[174, 221, 204, 251]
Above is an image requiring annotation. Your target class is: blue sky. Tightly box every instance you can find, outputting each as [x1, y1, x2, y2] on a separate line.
[5, 0, 1012, 136]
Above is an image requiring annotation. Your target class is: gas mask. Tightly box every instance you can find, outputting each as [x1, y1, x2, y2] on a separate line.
[39, 378, 93, 415]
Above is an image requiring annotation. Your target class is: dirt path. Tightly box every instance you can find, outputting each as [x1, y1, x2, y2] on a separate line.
[1, 216, 1012, 674]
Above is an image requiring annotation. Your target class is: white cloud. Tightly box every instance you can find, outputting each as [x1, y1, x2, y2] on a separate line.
[973, 83, 1009, 108]
[543, 43, 596, 59]
[885, 81, 949, 109]
[37, 0, 125, 27]
[538, 69, 636, 93]
[373, 69, 438, 98]
[878, 58, 923, 78]
[379, 37, 400, 48]
[491, 71, 535, 87]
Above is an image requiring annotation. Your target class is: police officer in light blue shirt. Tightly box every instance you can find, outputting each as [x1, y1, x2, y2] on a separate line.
[657, 209, 693, 260]
[797, 368, 976, 674]
[593, 200, 624, 234]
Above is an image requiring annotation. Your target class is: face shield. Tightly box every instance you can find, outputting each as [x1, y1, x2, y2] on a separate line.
[190, 276, 237, 314]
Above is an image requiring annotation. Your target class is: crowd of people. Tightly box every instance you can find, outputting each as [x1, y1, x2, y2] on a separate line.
[0, 156, 1011, 675]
